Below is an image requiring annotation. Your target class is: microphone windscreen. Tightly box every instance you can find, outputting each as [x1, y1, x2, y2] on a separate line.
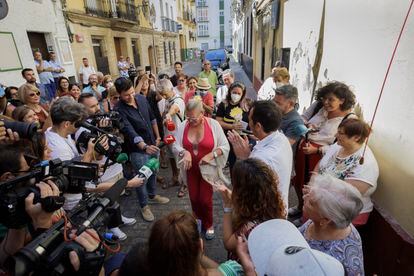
[103, 178, 128, 203]
[116, 153, 129, 163]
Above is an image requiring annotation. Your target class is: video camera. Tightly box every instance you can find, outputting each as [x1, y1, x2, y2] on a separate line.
[12, 178, 128, 276]
[1, 119, 39, 140]
[0, 158, 99, 228]
[88, 111, 124, 133]
[76, 121, 128, 172]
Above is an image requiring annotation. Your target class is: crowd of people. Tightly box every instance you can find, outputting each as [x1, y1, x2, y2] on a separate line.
[0, 53, 380, 275]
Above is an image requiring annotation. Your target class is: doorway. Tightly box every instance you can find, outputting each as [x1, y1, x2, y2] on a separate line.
[92, 38, 109, 75]
[27, 32, 48, 59]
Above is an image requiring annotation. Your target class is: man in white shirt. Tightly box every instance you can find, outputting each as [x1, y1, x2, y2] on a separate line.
[45, 97, 143, 240]
[117, 56, 129, 78]
[227, 101, 293, 212]
[79, 57, 96, 87]
[215, 69, 235, 106]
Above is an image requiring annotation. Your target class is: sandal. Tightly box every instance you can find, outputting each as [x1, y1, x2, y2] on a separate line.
[157, 176, 168, 189]
[177, 185, 187, 198]
[205, 228, 215, 240]
[160, 161, 168, 169]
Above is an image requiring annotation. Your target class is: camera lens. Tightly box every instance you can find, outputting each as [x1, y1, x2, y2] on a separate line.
[3, 120, 38, 139]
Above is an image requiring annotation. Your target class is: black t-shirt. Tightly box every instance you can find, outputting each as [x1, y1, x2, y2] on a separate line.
[143, 90, 164, 137]
[216, 102, 249, 133]
[170, 74, 178, 87]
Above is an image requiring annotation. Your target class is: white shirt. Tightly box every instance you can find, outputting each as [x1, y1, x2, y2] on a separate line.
[250, 131, 293, 212]
[79, 65, 96, 84]
[257, 77, 277, 101]
[307, 108, 345, 146]
[318, 143, 379, 213]
[45, 128, 82, 210]
[216, 85, 228, 106]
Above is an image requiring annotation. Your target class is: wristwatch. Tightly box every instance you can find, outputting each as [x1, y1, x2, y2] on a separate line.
[142, 144, 149, 152]
[179, 150, 186, 158]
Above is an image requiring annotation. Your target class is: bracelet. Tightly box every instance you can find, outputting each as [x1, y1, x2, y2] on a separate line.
[223, 207, 233, 213]
[142, 144, 148, 151]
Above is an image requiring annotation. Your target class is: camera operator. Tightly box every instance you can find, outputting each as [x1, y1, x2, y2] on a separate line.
[0, 145, 59, 268]
[76, 93, 138, 237]
[45, 97, 143, 240]
[114, 77, 169, 223]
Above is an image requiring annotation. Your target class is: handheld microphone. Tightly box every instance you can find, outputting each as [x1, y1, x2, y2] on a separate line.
[158, 134, 176, 148]
[134, 158, 160, 183]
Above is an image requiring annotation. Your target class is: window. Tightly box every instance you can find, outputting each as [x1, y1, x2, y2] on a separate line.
[197, 7, 208, 22]
[196, 0, 206, 7]
[197, 23, 209, 37]
[219, 15, 224, 24]
[166, 3, 169, 17]
[160, 0, 164, 16]
[219, 11, 224, 16]
[219, 0, 224, 10]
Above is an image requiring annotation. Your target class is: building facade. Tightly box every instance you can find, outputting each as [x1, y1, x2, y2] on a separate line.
[231, 0, 284, 91]
[0, 0, 76, 86]
[151, 0, 181, 70]
[64, 0, 181, 79]
[176, 0, 198, 61]
[196, 0, 232, 51]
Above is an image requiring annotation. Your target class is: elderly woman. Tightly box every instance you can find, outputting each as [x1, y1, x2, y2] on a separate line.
[17, 84, 50, 129]
[219, 158, 286, 260]
[173, 99, 230, 239]
[292, 81, 356, 217]
[314, 118, 379, 226]
[299, 174, 364, 276]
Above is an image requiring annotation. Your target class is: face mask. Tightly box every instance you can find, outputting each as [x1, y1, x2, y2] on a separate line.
[199, 90, 207, 97]
[231, 93, 242, 103]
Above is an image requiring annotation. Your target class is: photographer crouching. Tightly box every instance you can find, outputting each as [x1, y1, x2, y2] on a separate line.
[44, 97, 144, 240]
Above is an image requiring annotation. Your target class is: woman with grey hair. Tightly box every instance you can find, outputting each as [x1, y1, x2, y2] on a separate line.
[299, 174, 364, 276]
[172, 99, 230, 239]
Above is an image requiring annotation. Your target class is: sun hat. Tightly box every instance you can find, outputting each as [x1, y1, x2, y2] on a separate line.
[196, 78, 212, 90]
[248, 219, 345, 276]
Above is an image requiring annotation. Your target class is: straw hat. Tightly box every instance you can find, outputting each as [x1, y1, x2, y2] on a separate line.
[196, 78, 211, 90]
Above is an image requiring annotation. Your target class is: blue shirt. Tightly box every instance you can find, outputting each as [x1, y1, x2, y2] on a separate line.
[34, 60, 54, 84]
[280, 108, 305, 153]
[115, 94, 157, 153]
[49, 60, 64, 78]
[299, 220, 364, 276]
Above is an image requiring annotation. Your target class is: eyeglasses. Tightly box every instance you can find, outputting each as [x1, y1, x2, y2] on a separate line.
[112, 96, 120, 100]
[178, 79, 185, 82]
[29, 91, 41, 97]
[204, 63, 211, 65]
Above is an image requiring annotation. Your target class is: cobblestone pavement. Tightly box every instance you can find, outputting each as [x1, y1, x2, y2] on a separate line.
[116, 58, 298, 262]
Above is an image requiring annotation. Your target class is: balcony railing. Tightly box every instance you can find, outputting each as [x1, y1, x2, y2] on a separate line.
[84, 0, 137, 22]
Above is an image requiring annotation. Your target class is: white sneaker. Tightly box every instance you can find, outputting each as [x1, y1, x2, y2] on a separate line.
[121, 215, 137, 226]
[110, 227, 127, 241]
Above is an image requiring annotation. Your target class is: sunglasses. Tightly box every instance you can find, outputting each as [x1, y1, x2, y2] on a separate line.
[178, 79, 185, 82]
[29, 91, 41, 97]
[112, 96, 120, 100]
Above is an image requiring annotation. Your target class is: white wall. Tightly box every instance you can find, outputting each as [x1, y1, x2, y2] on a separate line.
[0, 0, 76, 86]
[284, 0, 414, 235]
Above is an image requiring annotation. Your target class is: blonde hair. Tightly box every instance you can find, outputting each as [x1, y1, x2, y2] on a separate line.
[18, 83, 40, 104]
[272, 67, 290, 82]
[108, 86, 119, 98]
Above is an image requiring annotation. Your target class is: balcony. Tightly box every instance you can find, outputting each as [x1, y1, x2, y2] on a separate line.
[161, 17, 179, 33]
[84, 0, 137, 22]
